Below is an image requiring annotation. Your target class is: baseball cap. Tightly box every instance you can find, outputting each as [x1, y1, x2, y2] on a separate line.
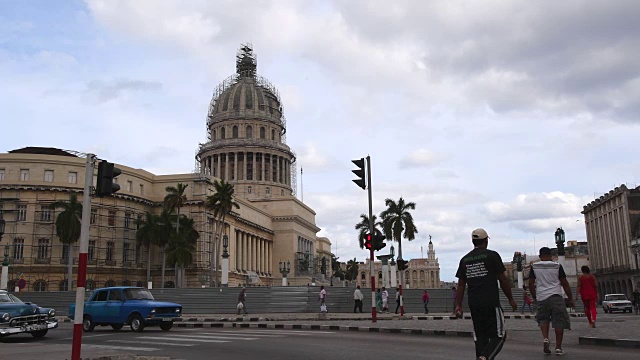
[471, 228, 489, 240]
[539, 247, 552, 256]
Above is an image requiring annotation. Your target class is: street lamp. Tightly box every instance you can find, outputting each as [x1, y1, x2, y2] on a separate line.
[390, 245, 395, 259]
[555, 227, 566, 256]
[221, 234, 229, 287]
[389, 245, 397, 288]
[279, 260, 291, 286]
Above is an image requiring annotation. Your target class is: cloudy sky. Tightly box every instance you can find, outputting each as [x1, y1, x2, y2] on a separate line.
[2, 0, 639, 280]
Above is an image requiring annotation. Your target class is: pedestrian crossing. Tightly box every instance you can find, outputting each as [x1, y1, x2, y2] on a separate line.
[83, 329, 335, 352]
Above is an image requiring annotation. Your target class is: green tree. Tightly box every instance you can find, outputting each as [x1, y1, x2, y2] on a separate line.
[354, 214, 384, 249]
[164, 183, 188, 287]
[155, 208, 176, 288]
[49, 193, 83, 291]
[136, 211, 159, 286]
[204, 179, 239, 286]
[346, 258, 359, 281]
[166, 216, 199, 287]
[380, 197, 418, 287]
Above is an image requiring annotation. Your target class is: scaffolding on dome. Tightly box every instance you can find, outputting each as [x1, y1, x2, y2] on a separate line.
[290, 160, 297, 197]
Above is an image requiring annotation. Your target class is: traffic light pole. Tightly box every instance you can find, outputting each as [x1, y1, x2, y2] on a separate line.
[366, 156, 376, 323]
[71, 153, 95, 360]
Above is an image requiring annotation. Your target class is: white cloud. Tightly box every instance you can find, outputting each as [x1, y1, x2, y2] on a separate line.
[399, 149, 440, 169]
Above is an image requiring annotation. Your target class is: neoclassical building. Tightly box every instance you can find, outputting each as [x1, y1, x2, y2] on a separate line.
[0, 45, 332, 292]
[582, 184, 640, 298]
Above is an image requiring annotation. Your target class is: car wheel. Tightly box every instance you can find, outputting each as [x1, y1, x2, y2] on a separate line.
[159, 322, 173, 331]
[82, 316, 95, 332]
[130, 315, 145, 332]
[111, 324, 124, 331]
[30, 329, 48, 338]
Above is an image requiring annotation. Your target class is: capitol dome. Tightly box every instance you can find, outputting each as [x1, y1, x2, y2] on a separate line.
[197, 44, 296, 200]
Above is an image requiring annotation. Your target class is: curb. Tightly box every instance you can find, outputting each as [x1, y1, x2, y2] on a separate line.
[579, 336, 640, 349]
[173, 321, 473, 338]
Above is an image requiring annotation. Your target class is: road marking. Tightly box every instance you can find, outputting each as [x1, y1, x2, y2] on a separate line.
[214, 331, 283, 337]
[84, 344, 158, 352]
[169, 334, 259, 341]
[228, 329, 334, 335]
[61, 333, 119, 340]
[138, 336, 230, 344]
[107, 340, 195, 347]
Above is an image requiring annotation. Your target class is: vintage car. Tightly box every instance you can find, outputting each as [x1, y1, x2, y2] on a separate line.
[602, 293, 633, 313]
[68, 286, 182, 332]
[0, 289, 58, 338]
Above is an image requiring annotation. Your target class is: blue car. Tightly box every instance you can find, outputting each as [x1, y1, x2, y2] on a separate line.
[68, 286, 182, 332]
[0, 290, 58, 338]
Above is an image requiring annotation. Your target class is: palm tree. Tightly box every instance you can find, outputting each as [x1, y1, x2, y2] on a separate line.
[346, 258, 359, 281]
[164, 183, 188, 287]
[49, 193, 83, 291]
[155, 208, 176, 288]
[136, 211, 159, 286]
[168, 216, 200, 287]
[354, 214, 384, 249]
[204, 179, 239, 287]
[380, 197, 418, 293]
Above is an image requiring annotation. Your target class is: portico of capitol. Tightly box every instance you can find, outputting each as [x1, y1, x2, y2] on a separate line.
[0, 44, 333, 291]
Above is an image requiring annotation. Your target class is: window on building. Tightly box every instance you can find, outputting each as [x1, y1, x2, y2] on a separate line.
[13, 238, 24, 260]
[213, 130, 217, 140]
[139, 184, 144, 195]
[88, 240, 96, 261]
[86, 279, 96, 291]
[17, 205, 27, 221]
[127, 181, 132, 192]
[20, 169, 29, 181]
[247, 186, 252, 194]
[221, 127, 226, 139]
[260, 127, 265, 139]
[271, 129, 275, 140]
[136, 213, 143, 229]
[124, 212, 131, 229]
[106, 241, 115, 261]
[68, 171, 77, 184]
[37, 239, 49, 259]
[33, 280, 47, 292]
[0, 168, 5, 181]
[233, 125, 238, 138]
[246, 126, 253, 138]
[123, 242, 130, 262]
[108, 210, 116, 226]
[44, 170, 54, 182]
[90, 208, 97, 224]
[39, 205, 52, 222]
[265, 187, 270, 195]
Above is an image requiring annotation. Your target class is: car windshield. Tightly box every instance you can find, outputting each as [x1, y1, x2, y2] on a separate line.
[0, 294, 22, 303]
[124, 288, 155, 300]
[607, 295, 628, 301]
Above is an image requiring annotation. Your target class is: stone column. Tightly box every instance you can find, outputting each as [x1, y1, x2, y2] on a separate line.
[390, 264, 397, 288]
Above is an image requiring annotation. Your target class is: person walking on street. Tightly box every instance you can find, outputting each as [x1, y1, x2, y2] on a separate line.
[521, 285, 533, 314]
[319, 285, 327, 313]
[353, 285, 364, 313]
[528, 247, 575, 356]
[455, 228, 517, 360]
[576, 265, 599, 327]
[395, 287, 401, 314]
[237, 287, 248, 315]
[375, 288, 382, 311]
[422, 289, 430, 314]
[381, 287, 390, 313]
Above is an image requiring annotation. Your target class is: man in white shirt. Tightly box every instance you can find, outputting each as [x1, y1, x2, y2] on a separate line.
[381, 287, 389, 313]
[319, 286, 327, 313]
[353, 285, 364, 313]
[528, 247, 575, 356]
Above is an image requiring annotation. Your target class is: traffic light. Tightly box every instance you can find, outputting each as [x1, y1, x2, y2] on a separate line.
[364, 233, 373, 250]
[351, 158, 366, 190]
[372, 234, 386, 251]
[96, 161, 121, 197]
[397, 259, 408, 271]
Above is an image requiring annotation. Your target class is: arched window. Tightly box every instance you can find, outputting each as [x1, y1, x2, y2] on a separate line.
[271, 129, 275, 140]
[164, 281, 175, 288]
[246, 125, 253, 138]
[105, 279, 115, 287]
[136, 281, 144, 288]
[59, 280, 69, 291]
[86, 279, 96, 291]
[281, 190, 284, 196]
[122, 280, 132, 286]
[7, 280, 16, 292]
[212, 130, 216, 140]
[378, 271, 383, 279]
[33, 280, 47, 292]
[232, 125, 238, 138]
[361, 273, 366, 280]
[221, 127, 226, 139]
[260, 127, 266, 139]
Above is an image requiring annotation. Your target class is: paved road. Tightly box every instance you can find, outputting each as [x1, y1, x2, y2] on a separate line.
[2, 320, 639, 360]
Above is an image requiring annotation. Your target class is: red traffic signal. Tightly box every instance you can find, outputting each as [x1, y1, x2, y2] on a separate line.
[364, 233, 373, 249]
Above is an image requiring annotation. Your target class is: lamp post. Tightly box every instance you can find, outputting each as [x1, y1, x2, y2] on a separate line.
[221, 234, 229, 287]
[555, 227, 566, 269]
[389, 245, 397, 288]
[0, 215, 8, 290]
[513, 251, 523, 289]
[279, 260, 291, 286]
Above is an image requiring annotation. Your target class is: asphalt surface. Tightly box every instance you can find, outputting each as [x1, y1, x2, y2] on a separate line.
[2, 319, 639, 360]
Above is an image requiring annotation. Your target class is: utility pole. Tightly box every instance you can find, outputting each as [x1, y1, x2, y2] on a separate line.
[365, 156, 376, 323]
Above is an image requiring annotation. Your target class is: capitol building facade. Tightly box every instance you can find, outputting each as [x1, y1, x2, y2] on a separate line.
[0, 45, 333, 291]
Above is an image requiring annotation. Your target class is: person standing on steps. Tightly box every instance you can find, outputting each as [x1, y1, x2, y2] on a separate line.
[422, 289, 430, 314]
[528, 246, 575, 356]
[576, 265, 598, 328]
[381, 287, 390, 313]
[375, 288, 382, 311]
[455, 228, 517, 360]
[353, 285, 364, 313]
[237, 287, 248, 315]
[319, 285, 327, 313]
[521, 285, 533, 314]
[395, 287, 401, 314]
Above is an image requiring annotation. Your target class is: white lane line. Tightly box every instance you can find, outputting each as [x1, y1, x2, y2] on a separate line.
[138, 336, 230, 344]
[84, 344, 158, 352]
[166, 334, 259, 341]
[229, 329, 334, 335]
[107, 340, 195, 347]
[61, 333, 119, 340]
[214, 331, 283, 337]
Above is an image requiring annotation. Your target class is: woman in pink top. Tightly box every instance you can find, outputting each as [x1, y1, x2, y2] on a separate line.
[577, 265, 599, 328]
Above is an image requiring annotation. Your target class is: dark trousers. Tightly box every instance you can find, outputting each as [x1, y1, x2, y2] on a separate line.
[470, 305, 506, 360]
[354, 299, 363, 313]
[395, 299, 401, 314]
[424, 301, 429, 314]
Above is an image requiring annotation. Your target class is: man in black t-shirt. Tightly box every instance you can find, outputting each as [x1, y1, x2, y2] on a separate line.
[455, 228, 517, 360]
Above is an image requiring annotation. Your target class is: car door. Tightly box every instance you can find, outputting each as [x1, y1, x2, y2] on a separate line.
[106, 289, 123, 323]
[89, 290, 108, 323]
